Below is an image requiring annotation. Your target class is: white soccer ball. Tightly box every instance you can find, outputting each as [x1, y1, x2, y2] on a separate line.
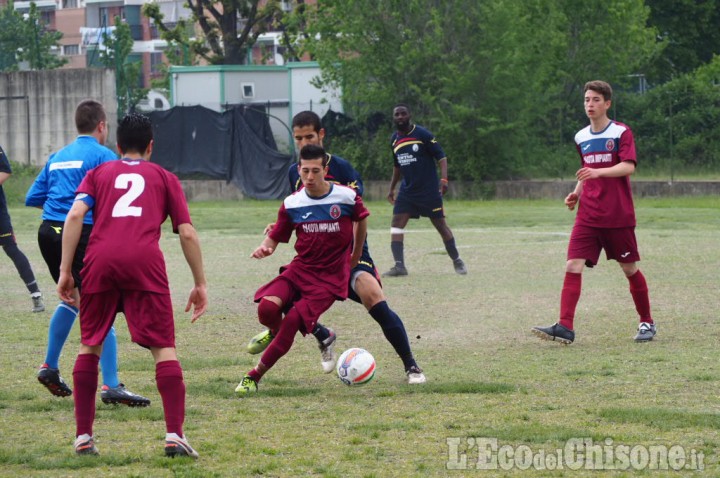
[336, 348, 376, 386]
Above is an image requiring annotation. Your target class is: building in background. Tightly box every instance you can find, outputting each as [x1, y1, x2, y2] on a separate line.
[170, 61, 342, 152]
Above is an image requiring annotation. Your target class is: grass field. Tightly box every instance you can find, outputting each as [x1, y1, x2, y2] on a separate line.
[1, 197, 719, 477]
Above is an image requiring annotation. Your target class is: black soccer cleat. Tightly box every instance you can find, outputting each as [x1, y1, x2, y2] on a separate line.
[531, 323, 575, 344]
[37, 364, 73, 397]
[100, 383, 151, 407]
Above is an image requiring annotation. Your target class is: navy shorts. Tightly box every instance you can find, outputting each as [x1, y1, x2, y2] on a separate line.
[393, 192, 445, 219]
[348, 242, 382, 304]
[38, 220, 92, 287]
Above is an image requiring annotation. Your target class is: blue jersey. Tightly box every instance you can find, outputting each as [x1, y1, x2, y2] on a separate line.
[25, 136, 117, 224]
[288, 153, 363, 195]
[390, 124, 446, 199]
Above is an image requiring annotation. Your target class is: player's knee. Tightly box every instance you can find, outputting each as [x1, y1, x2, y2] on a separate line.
[258, 298, 283, 327]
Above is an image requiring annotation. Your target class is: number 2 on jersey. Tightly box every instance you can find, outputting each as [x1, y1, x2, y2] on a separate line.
[112, 173, 145, 217]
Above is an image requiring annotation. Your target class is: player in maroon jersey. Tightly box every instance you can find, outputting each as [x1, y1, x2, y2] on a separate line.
[57, 113, 208, 458]
[235, 144, 369, 395]
[532, 80, 655, 344]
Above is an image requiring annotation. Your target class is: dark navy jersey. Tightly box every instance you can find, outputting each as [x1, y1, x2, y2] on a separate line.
[0, 146, 10, 212]
[390, 124, 446, 199]
[288, 153, 363, 196]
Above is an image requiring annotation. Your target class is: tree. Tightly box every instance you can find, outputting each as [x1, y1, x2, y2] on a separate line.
[304, 0, 658, 180]
[142, 0, 290, 65]
[99, 17, 148, 115]
[0, 1, 66, 71]
[644, 0, 720, 83]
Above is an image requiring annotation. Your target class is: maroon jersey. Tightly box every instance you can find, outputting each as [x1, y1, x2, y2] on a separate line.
[573, 121, 637, 228]
[269, 184, 370, 300]
[76, 159, 192, 294]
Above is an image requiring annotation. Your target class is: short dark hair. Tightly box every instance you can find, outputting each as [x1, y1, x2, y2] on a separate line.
[75, 100, 106, 134]
[292, 110, 322, 132]
[584, 80, 613, 101]
[116, 113, 153, 155]
[298, 144, 328, 166]
[393, 103, 410, 112]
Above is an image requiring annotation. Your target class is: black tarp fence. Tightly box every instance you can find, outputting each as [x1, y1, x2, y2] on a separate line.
[148, 105, 293, 199]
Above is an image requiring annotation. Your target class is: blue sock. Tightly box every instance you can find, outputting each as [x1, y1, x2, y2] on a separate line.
[368, 301, 417, 370]
[99, 326, 120, 388]
[44, 302, 78, 369]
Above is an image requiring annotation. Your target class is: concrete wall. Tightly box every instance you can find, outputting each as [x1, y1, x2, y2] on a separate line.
[0, 68, 117, 166]
[180, 179, 720, 202]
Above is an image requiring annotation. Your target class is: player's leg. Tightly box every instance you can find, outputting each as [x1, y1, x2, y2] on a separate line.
[247, 277, 296, 354]
[97, 326, 150, 407]
[429, 215, 467, 275]
[123, 290, 195, 457]
[72, 290, 117, 455]
[150, 346, 198, 458]
[238, 306, 303, 394]
[1, 224, 43, 311]
[353, 270, 426, 384]
[384, 211, 411, 277]
[532, 225, 600, 344]
[606, 227, 655, 342]
[37, 223, 76, 396]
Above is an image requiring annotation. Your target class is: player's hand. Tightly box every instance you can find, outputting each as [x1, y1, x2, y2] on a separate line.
[565, 192, 579, 210]
[251, 245, 274, 259]
[57, 272, 76, 304]
[576, 167, 600, 181]
[263, 222, 275, 235]
[387, 191, 395, 205]
[440, 182, 448, 196]
[185, 283, 208, 323]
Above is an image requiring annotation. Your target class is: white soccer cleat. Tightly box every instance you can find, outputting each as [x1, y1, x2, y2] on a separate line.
[319, 329, 337, 373]
[406, 365, 426, 385]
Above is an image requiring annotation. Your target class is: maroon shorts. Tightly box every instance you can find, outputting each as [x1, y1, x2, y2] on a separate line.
[567, 224, 640, 267]
[80, 290, 175, 349]
[254, 275, 336, 335]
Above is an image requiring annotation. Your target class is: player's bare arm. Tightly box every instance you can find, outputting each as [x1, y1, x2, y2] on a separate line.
[263, 223, 275, 235]
[57, 200, 90, 303]
[438, 157, 449, 195]
[350, 218, 368, 268]
[387, 166, 402, 204]
[0, 171, 9, 186]
[178, 223, 208, 323]
[251, 236, 279, 259]
[576, 161, 635, 181]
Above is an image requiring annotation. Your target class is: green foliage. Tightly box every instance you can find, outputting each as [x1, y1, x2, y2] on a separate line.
[620, 56, 720, 174]
[304, 0, 657, 180]
[0, 1, 67, 72]
[98, 17, 148, 116]
[645, 0, 720, 83]
[2, 161, 42, 206]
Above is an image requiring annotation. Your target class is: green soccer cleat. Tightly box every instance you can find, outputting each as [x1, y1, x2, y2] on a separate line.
[235, 375, 258, 395]
[247, 329, 274, 355]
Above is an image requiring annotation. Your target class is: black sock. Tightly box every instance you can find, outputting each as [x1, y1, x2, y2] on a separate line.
[444, 237, 460, 261]
[390, 241, 404, 266]
[3, 244, 40, 293]
[368, 301, 416, 370]
[312, 323, 331, 344]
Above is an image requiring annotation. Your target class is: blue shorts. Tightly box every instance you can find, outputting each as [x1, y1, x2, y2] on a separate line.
[393, 192, 445, 219]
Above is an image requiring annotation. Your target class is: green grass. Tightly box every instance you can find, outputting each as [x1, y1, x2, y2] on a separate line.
[1, 197, 719, 477]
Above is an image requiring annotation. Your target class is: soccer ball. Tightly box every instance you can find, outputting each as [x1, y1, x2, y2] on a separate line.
[336, 348, 376, 386]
